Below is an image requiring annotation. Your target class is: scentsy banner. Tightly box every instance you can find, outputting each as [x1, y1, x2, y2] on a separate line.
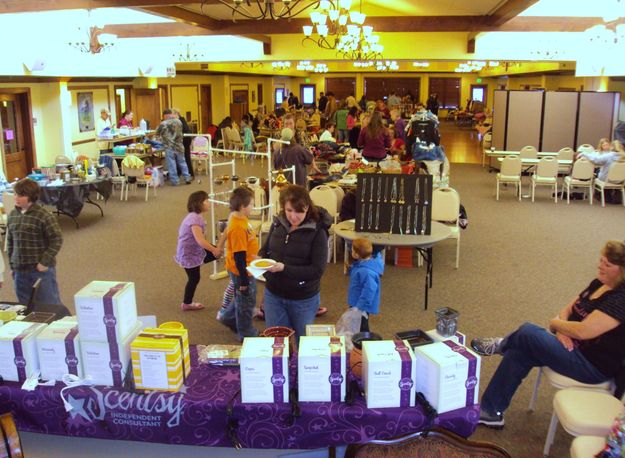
[0, 347, 478, 448]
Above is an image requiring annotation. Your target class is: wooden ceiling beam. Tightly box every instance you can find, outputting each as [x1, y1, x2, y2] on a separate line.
[487, 0, 541, 27]
[140, 6, 224, 30]
[0, 0, 201, 13]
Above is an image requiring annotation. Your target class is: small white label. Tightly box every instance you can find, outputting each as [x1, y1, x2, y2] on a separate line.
[139, 351, 168, 389]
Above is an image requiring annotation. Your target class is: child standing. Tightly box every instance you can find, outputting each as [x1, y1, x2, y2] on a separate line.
[220, 186, 259, 339]
[347, 238, 384, 332]
[175, 191, 221, 311]
[242, 117, 254, 152]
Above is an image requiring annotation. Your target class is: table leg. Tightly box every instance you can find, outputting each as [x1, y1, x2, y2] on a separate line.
[54, 208, 79, 229]
[85, 196, 104, 217]
[416, 247, 433, 310]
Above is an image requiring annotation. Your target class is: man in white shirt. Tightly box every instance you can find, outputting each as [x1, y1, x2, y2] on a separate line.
[95, 108, 113, 154]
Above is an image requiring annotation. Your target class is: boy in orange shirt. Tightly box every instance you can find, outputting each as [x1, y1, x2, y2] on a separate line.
[220, 186, 259, 339]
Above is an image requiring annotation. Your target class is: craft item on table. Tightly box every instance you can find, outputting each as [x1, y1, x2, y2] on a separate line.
[435, 307, 460, 337]
[0, 321, 47, 382]
[74, 281, 138, 343]
[240, 336, 290, 404]
[0, 310, 18, 322]
[298, 336, 346, 402]
[112, 145, 127, 156]
[22, 312, 56, 324]
[414, 341, 481, 414]
[36, 323, 82, 381]
[197, 344, 242, 366]
[80, 322, 142, 387]
[140, 324, 190, 378]
[425, 329, 466, 346]
[362, 339, 416, 408]
[305, 324, 336, 337]
[131, 333, 185, 392]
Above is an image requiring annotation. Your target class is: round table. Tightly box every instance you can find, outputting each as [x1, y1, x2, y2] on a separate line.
[334, 219, 452, 310]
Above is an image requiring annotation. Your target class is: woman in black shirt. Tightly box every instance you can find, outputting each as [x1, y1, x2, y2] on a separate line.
[472, 240, 625, 429]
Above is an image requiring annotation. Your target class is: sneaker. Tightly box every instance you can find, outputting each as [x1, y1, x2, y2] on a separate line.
[478, 408, 505, 429]
[216, 308, 226, 321]
[185, 180, 192, 185]
[471, 337, 504, 356]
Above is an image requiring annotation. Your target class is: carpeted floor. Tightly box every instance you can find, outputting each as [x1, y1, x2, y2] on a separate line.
[2, 134, 623, 457]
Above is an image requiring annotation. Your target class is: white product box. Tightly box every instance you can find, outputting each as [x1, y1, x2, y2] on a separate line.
[298, 336, 346, 402]
[81, 322, 141, 387]
[53, 316, 79, 326]
[362, 340, 416, 409]
[426, 329, 466, 346]
[74, 281, 138, 343]
[240, 337, 289, 404]
[0, 321, 47, 382]
[414, 341, 481, 414]
[37, 323, 83, 381]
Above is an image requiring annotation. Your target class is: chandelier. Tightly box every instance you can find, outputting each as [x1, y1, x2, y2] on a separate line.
[272, 61, 291, 70]
[172, 44, 204, 62]
[313, 63, 329, 73]
[302, 0, 366, 50]
[218, 0, 319, 21]
[336, 25, 383, 61]
[68, 26, 117, 54]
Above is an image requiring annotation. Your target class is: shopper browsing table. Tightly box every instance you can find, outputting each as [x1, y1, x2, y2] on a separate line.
[156, 109, 192, 186]
[8, 179, 63, 305]
[260, 185, 332, 341]
[472, 240, 625, 429]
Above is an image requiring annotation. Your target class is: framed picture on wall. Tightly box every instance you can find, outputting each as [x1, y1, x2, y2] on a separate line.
[77, 92, 94, 132]
[231, 84, 249, 104]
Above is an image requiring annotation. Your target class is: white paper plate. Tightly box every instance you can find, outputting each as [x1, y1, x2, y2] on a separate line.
[250, 258, 276, 270]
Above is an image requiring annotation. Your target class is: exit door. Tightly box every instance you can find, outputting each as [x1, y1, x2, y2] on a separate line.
[1, 92, 35, 181]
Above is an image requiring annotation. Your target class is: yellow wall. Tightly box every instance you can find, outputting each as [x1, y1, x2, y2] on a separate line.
[171, 85, 199, 125]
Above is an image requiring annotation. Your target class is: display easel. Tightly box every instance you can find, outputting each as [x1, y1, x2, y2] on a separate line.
[187, 134, 292, 280]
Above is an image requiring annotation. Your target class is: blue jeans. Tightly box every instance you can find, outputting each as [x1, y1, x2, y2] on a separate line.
[13, 267, 61, 305]
[165, 148, 190, 185]
[221, 273, 258, 340]
[263, 289, 320, 343]
[481, 322, 608, 414]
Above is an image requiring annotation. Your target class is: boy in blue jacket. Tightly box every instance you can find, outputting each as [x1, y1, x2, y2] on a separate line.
[347, 238, 384, 332]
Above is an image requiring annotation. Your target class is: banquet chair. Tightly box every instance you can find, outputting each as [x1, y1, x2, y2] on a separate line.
[431, 187, 461, 269]
[577, 144, 595, 154]
[0, 413, 24, 458]
[570, 435, 607, 458]
[344, 427, 511, 458]
[495, 156, 522, 201]
[593, 160, 625, 207]
[225, 127, 244, 152]
[121, 164, 157, 202]
[560, 158, 594, 205]
[543, 388, 624, 456]
[531, 156, 558, 203]
[528, 366, 612, 412]
[557, 147, 575, 176]
[310, 184, 339, 263]
[519, 145, 538, 159]
[190, 135, 210, 175]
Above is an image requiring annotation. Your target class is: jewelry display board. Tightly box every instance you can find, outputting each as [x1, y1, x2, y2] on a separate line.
[355, 174, 433, 235]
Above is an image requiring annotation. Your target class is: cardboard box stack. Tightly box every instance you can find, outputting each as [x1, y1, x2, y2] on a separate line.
[36, 320, 83, 381]
[130, 324, 190, 392]
[362, 339, 417, 409]
[75, 281, 140, 386]
[298, 336, 346, 402]
[0, 321, 47, 382]
[240, 336, 289, 403]
[414, 341, 481, 414]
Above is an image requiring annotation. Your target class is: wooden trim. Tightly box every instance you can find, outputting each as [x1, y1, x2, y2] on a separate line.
[72, 138, 96, 146]
[488, 0, 541, 27]
[0, 0, 201, 13]
[141, 6, 223, 30]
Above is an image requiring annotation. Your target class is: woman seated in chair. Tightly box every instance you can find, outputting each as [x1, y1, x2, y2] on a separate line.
[576, 147, 625, 182]
[472, 240, 625, 429]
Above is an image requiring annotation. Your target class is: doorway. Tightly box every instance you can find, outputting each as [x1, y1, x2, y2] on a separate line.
[200, 85, 212, 131]
[114, 86, 132, 124]
[0, 91, 35, 181]
[471, 84, 488, 105]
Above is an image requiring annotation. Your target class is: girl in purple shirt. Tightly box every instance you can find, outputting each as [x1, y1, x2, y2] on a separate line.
[175, 191, 221, 311]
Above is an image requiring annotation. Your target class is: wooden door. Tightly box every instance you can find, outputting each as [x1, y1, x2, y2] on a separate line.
[1, 92, 34, 181]
[133, 89, 160, 131]
[200, 85, 212, 131]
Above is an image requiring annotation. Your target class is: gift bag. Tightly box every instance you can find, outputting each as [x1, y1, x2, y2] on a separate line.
[336, 307, 363, 352]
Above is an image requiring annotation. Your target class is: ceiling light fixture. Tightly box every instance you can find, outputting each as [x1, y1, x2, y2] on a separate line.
[68, 11, 117, 54]
[217, 0, 319, 21]
[302, 0, 366, 50]
[240, 62, 264, 69]
[272, 61, 292, 70]
[336, 24, 383, 61]
[172, 43, 204, 62]
[412, 61, 430, 68]
[375, 60, 399, 72]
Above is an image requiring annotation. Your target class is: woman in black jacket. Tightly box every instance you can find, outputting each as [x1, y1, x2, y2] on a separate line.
[259, 185, 332, 341]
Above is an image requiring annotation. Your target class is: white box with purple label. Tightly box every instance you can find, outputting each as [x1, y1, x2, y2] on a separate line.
[298, 336, 346, 402]
[414, 341, 481, 414]
[362, 339, 416, 409]
[0, 321, 47, 382]
[36, 322, 83, 381]
[240, 337, 289, 404]
[425, 329, 466, 346]
[74, 281, 138, 343]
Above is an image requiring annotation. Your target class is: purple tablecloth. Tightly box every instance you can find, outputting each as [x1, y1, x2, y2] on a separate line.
[0, 347, 478, 449]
